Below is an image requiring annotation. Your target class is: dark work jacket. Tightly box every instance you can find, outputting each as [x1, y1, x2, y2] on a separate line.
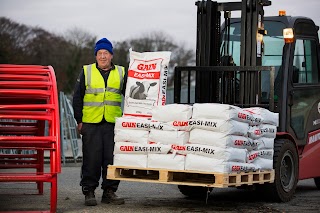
[72, 62, 127, 124]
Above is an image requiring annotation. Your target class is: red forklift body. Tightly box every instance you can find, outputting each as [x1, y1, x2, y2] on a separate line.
[173, 0, 320, 201]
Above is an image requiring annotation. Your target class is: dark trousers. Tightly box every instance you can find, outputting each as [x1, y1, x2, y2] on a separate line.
[80, 122, 120, 195]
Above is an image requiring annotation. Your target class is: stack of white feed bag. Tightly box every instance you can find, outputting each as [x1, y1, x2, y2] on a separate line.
[184, 103, 255, 173]
[148, 104, 193, 170]
[244, 107, 279, 170]
[113, 104, 192, 169]
[113, 103, 278, 174]
[185, 104, 278, 173]
[113, 117, 170, 168]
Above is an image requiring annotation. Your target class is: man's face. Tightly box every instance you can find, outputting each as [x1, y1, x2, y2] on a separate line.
[96, 49, 113, 70]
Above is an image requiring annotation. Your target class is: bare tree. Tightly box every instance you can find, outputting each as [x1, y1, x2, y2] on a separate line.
[0, 17, 33, 63]
[0, 17, 91, 93]
[113, 40, 130, 71]
[0, 18, 195, 93]
[63, 28, 96, 93]
[64, 27, 96, 48]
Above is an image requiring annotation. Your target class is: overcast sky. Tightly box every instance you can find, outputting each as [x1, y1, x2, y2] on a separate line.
[1, 0, 319, 49]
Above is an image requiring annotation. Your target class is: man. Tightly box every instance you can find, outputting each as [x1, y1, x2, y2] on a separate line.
[72, 38, 126, 206]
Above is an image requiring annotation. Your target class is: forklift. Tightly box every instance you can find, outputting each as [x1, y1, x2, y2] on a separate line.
[174, 0, 320, 202]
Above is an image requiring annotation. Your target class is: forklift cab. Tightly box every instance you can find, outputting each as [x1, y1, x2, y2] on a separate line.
[220, 19, 284, 104]
[220, 15, 320, 145]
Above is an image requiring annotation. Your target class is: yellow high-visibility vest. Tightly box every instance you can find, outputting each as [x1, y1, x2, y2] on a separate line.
[82, 63, 124, 123]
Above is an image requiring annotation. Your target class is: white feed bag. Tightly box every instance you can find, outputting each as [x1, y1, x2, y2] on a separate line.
[189, 129, 256, 150]
[115, 117, 151, 130]
[248, 124, 277, 139]
[152, 104, 193, 122]
[247, 149, 274, 163]
[123, 49, 171, 118]
[147, 153, 185, 170]
[253, 137, 275, 150]
[114, 142, 171, 155]
[114, 129, 149, 144]
[148, 120, 191, 131]
[252, 158, 273, 171]
[148, 129, 189, 145]
[113, 154, 147, 168]
[189, 118, 249, 136]
[185, 154, 257, 173]
[192, 103, 254, 124]
[244, 107, 279, 126]
[172, 144, 247, 162]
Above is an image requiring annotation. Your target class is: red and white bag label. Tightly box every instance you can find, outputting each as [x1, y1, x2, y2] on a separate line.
[149, 120, 191, 131]
[247, 149, 274, 163]
[115, 117, 151, 130]
[244, 107, 279, 126]
[114, 142, 171, 154]
[248, 124, 277, 139]
[228, 162, 258, 173]
[123, 49, 171, 118]
[172, 144, 247, 162]
[189, 118, 249, 136]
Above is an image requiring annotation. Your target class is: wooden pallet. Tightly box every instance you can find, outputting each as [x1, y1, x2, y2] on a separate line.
[107, 165, 275, 188]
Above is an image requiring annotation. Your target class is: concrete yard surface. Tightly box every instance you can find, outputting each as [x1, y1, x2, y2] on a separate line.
[0, 165, 319, 213]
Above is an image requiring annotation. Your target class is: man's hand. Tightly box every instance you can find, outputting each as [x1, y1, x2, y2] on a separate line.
[77, 123, 83, 134]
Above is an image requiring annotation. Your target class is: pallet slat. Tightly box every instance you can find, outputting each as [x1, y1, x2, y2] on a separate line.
[107, 165, 274, 188]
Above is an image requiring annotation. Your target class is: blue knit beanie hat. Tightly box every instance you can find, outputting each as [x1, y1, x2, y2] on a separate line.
[94, 38, 113, 55]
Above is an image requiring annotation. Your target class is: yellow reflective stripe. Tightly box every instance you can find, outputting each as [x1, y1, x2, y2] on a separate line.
[106, 87, 121, 94]
[83, 102, 104, 107]
[85, 88, 105, 94]
[104, 100, 121, 106]
[85, 64, 105, 94]
[84, 101, 121, 107]
[105, 66, 123, 94]
[87, 65, 92, 86]
[115, 65, 124, 91]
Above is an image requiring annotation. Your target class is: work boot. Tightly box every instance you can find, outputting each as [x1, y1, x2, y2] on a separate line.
[101, 189, 125, 205]
[85, 191, 97, 206]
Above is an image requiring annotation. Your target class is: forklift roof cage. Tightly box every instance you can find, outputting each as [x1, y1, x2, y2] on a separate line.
[174, 65, 276, 111]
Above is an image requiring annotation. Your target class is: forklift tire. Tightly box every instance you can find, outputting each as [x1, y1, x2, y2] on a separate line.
[257, 139, 299, 202]
[178, 185, 212, 198]
[314, 177, 320, 189]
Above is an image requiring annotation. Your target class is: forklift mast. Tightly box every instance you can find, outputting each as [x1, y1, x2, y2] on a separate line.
[194, 0, 271, 104]
[196, 0, 271, 66]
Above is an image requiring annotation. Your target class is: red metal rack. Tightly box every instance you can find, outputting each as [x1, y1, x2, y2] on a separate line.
[0, 64, 61, 213]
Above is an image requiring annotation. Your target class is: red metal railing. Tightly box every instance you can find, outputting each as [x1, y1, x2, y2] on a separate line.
[0, 64, 61, 213]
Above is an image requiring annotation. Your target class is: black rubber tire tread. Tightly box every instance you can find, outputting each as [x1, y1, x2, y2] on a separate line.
[257, 139, 299, 202]
[314, 177, 320, 189]
[178, 185, 212, 198]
